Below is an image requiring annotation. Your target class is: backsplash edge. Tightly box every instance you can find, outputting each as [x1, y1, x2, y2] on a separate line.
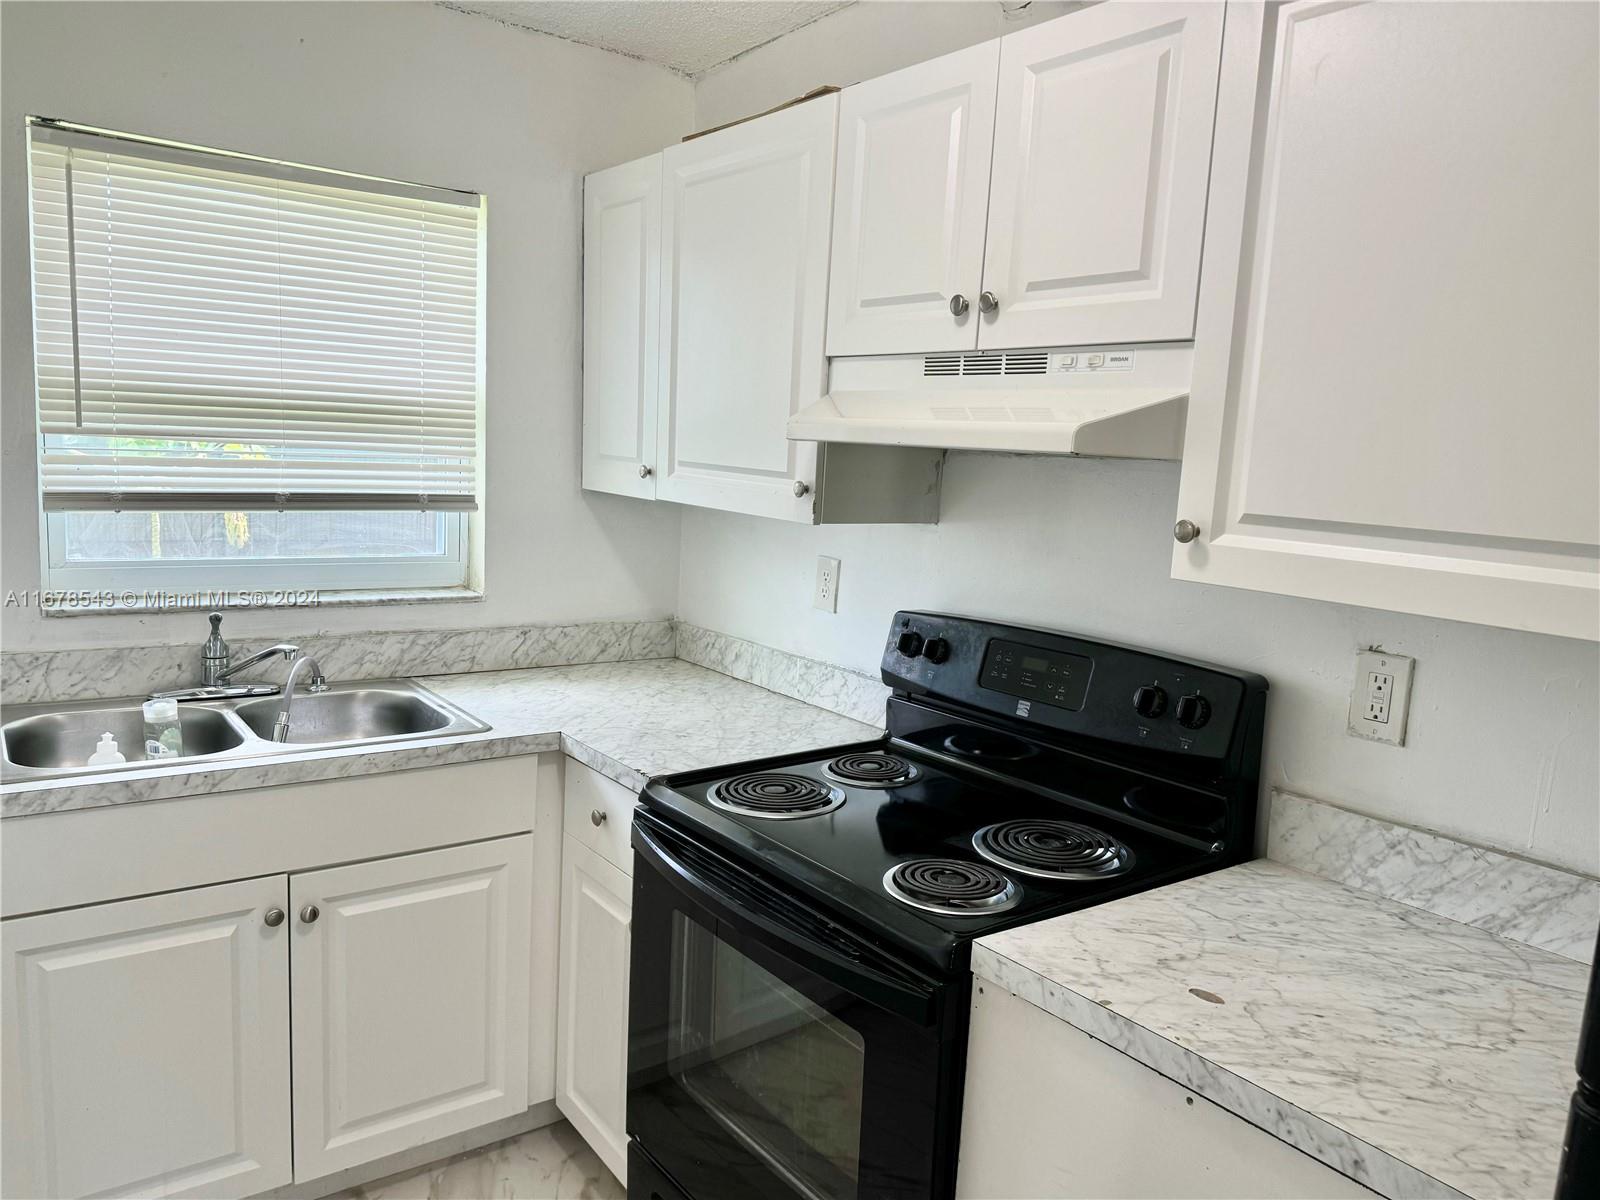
[1268, 789, 1599, 963]
[1, 619, 677, 704]
[672, 621, 888, 727]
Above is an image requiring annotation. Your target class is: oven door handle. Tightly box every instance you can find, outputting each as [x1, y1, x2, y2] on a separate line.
[633, 817, 940, 1027]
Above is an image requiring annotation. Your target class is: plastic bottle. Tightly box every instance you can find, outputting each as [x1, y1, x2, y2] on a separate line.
[87, 732, 127, 766]
[142, 698, 184, 759]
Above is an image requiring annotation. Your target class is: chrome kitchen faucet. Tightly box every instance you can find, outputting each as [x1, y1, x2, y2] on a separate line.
[148, 613, 306, 702]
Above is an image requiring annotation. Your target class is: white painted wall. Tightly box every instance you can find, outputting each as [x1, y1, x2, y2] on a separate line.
[683, 5, 1600, 876]
[0, 1, 693, 651]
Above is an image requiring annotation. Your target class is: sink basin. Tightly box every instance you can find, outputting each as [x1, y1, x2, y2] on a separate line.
[233, 687, 454, 744]
[2, 703, 245, 770]
[1, 679, 489, 781]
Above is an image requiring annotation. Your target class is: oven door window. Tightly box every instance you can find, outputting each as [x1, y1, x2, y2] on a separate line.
[668, 911, 865, 1200]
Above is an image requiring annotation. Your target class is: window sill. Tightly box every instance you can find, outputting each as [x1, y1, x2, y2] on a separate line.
[37, 586, 485, 618]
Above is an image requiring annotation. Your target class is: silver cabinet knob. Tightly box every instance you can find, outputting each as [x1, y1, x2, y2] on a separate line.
[590, 808, 607, 827]
[793, 481, 811, 498]
[299, 904, 321, 924]
[1174, 519, 1201, 544]
[979, 290, 999, 313]
[949, 294, 970, 317]
[263, 907, 285, 928]
[638, 464, 652, 479]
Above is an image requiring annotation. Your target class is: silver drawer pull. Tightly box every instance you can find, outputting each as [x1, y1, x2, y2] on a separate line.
[263, 907, 285, 928]
[590, 809, 608, 827]
[300, 904, 321, 924]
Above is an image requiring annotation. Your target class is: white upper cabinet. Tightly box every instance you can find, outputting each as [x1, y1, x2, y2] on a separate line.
[979, 2, 1224, 350]
[1173, 1, 1600, 640]
[2, 876, 292, 1200]
[656, 96, 839, 522]
[290, 837, 533, 1179]
[826, 41, 1001, 356]
[583, 154, 662, 499]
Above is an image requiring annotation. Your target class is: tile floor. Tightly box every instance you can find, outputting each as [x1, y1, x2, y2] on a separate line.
[327, 1121, 625, 1200]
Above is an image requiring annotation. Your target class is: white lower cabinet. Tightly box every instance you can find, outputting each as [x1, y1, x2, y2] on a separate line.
[555, 835, 633, 1186]
[958, 983, 1377, 1199]
[2, 875, 293, 1200]
[555, 762, 636, 1186]
[2, 831, 535, 1199]
[290, 836, 534, 1179]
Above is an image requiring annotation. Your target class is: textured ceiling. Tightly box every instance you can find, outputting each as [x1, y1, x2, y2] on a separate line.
[439, 1, 856, 76]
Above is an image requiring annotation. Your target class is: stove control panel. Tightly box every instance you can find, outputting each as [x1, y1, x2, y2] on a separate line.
[981, 640, 1092, 711]
[882, 611, 1267, 759]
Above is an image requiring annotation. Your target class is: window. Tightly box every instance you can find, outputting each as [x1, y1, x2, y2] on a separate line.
[25, 118, 484, 606]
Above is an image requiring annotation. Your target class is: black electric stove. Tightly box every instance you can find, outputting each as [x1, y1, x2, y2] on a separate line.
[627, 611, 1267, 1200]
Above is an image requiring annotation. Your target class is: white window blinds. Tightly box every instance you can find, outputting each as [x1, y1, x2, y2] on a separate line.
[26, 120, 483, 512]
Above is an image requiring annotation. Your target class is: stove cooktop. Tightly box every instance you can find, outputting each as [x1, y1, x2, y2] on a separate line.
[641, 733, 1228, 972]
[641, 611, 1268, 974]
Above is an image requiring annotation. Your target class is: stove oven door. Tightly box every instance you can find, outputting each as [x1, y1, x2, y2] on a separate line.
[628, 812, 956, 1200]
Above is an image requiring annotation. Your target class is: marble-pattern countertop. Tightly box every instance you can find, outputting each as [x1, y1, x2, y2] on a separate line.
[973, 859, 1589, 1200]
[2, 659, 882, 817]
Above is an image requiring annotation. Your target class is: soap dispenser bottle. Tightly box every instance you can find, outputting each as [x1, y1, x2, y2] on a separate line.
[87, 733, 127, 766]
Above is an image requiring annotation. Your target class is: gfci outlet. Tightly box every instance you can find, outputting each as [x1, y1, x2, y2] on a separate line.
[1347, 649, 1415, 746]
[813, 556, 841, 613]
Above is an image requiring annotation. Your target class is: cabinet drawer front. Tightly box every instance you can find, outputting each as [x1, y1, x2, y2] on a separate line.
[556, 835, 632, 1184]
[289, 835, 533, 1180]
[583, 153, 663, 499]
[2, 875, 292, 1200]
[826, 40, 1000, 356]
[563, 758, 637, 874]
[981, 1, 1223, 349]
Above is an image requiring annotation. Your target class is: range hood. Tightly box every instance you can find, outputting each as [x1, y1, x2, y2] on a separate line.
[789, 343, 1192, 459]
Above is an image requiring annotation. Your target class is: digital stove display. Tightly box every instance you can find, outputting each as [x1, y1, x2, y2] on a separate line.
[979, 639, 1092, 711]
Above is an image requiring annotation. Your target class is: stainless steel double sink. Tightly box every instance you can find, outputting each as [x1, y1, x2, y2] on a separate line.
[1, 680, 491, 782]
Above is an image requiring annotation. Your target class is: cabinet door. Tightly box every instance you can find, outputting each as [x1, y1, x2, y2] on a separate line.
[979, 2, 1223, 349]
[1173, 2, 1600, 640]
[826, 41, 1000, 356]
[657, 95, 838, 523]
[556, 836, 631, 1184]
[290, 836, 533, 1179]
[583, 154, 662, 498]
[2, 876, 292, 1200]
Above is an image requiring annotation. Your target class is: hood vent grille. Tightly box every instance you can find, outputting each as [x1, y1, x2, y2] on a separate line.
[924, 351, 1049, 377]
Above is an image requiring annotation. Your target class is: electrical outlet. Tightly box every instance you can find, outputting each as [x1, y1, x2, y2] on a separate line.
[1347, 650, 1414, 746]
[812, 556, 840, 613]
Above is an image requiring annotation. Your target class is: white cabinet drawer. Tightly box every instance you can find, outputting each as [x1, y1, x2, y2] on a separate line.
[563, 759, 638, 876]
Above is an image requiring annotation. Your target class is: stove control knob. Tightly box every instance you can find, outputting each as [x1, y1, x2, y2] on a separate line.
[1132, 685, 1168, 719]
[896, 630, 925, 658]
[1176, 693, 1212, 730]
[922, 637, 951, 664]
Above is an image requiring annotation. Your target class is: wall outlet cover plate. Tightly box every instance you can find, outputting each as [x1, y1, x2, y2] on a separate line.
[1347, 649, 1414, 746]
[812, 555, 840, 613]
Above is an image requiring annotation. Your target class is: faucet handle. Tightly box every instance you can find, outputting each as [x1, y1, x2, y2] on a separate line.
[202, 611, 229, 662]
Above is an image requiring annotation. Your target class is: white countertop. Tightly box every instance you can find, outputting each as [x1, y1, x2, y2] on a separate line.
[972, 859, 1589, 1200]
[1, 658, 881, 817]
